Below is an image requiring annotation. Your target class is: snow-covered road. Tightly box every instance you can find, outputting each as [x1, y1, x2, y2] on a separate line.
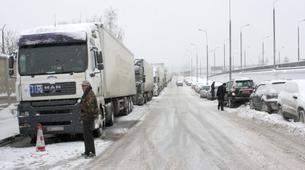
[87, 82, 305, 170]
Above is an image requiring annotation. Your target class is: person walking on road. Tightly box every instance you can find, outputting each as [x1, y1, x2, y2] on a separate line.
[217, 83, 227, 111]
[80, 81, 98, 158]
[211, 82, 215, 100]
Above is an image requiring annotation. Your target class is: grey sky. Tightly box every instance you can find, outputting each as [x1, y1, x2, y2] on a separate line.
[1, 0, 305, 71]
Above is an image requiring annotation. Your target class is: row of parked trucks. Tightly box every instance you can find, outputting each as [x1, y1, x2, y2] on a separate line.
[8, 23, 169, 140]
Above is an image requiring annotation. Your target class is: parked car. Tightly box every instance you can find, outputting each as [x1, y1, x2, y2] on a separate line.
[250, 80, 286, 113]
[176, 80, 184, 86]
[195, 83, 205, 93]
[199, 85, 211, 98]
[207, 86, 218, 100]
[277, 80, 305, 123]
[225, 78, 255, 108]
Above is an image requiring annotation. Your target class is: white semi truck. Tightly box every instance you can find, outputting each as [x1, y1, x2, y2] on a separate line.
[9, 23, 136, 140]
[133, 59, 153, 105]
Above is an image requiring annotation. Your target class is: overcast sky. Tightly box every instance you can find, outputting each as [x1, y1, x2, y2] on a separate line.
[1, 0, 305, 72]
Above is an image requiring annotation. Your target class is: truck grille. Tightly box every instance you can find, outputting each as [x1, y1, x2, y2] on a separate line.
[30, 82, 76, 97]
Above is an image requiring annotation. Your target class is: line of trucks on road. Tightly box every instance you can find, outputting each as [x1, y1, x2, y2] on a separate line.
[7, 23, 172, 141]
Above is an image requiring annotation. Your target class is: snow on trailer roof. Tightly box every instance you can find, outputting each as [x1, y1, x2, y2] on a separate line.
[21, 23, 98, 36]
[19, 23, 101, 46]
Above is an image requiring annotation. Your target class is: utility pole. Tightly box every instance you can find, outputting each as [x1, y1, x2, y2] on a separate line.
[298, 19, 305, 61]
[191, 43, 199, 82]
[261, 36, 270, 65]
[273, 0, 280, 68]
[224, 43, 226, 72]
[240, 24, 250, 70]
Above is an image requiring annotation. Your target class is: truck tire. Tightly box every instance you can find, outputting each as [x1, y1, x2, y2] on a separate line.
[106, 103, 114, 126]
[121, 98, 129, 116]
[129, 97, 133, 112]
[93, 124, 103, 137]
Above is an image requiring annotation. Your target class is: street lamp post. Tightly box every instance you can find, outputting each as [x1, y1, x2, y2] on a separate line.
[273, 0, 280, 68]
[240, 24, 250, 70]
[191, 43, 199, 82]
[262, 36, 270, 65]
[198, 29, 209, 85]
[298, 19, 305, 61]
[229, 0, 232, 81]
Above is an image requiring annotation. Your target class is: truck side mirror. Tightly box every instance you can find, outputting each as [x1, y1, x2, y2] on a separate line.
[8, 56, 15, 76]
[97, 63, 104, 70]
[97, 51, 103, 63]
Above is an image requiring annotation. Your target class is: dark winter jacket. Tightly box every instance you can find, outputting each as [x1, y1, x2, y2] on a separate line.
[80, 86, 98, 121]
[217, 85, 227, 100]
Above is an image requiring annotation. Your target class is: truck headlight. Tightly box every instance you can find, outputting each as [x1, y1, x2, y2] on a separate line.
[19, 111, 30, 117]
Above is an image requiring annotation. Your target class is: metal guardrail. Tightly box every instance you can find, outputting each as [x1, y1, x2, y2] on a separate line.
[210, 61, 305, 77]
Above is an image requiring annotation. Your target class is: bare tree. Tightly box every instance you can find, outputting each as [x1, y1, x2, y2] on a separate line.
[0, 28, 18, 55]
[104, 7, 125, 41]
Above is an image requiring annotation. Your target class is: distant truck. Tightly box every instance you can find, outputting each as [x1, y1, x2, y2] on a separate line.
[133, 59, 154, 105]
[9, 23, 136, 140]
[152, 63, 166, 96]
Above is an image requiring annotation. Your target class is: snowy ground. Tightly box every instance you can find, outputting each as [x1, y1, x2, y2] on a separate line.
[0, 93, 163, 170]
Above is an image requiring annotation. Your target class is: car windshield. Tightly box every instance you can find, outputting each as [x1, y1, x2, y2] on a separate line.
[18, 43, 87, 76]
[201, 86, 210, 91]
[236, 80, 254, 88]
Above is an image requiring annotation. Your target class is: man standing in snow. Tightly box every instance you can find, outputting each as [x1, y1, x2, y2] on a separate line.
[80, 81, 98, 158]
[211, 82, 215, 100]
[217, 83, 227, 111]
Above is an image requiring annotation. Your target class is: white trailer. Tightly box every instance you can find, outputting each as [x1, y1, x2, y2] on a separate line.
[9, 23, 136, 140]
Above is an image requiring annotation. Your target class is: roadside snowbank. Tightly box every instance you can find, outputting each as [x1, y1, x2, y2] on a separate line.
[0, 104, 19, 140]
[228, 105, 305, 138]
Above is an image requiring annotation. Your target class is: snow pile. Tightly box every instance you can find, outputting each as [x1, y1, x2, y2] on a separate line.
[0, 139, 111, 170]
[231, 105, 305, 138]
[0, 104, 19, 140]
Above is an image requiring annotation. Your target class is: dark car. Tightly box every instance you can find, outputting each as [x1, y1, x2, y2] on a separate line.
[225, 78, 255, 108]
[250, 80, 286, 113]
[176, 80, 183, 86]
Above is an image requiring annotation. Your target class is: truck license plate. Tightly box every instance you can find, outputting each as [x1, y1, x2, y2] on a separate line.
[47, 126, 64, 131]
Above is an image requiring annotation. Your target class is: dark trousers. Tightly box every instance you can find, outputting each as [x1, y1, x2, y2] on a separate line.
[218, 99, 224, 111]
[82, 120, 95, 155]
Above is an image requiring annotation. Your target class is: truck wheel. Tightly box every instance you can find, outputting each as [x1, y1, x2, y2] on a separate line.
[121, 98, 130, 116]
[93, 124, 103, 137]
[106, 103, 114, 126]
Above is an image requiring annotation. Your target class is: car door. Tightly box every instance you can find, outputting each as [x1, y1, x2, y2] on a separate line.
[290, 83, 299, 116]
[284, 82, 297, 116]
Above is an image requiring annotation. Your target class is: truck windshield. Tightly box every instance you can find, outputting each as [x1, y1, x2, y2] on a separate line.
[18, 43, 87, 76]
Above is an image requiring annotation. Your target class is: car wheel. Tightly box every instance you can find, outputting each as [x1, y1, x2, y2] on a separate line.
[298, 109, 305, 123]
[228, 98, 234, 108]
[261, 101, 270, 113]
[278, 105, 288, 120]
[249, 100, 255, 109]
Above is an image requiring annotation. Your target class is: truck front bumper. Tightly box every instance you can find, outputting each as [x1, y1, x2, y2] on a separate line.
[18, 99, 83, 137]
